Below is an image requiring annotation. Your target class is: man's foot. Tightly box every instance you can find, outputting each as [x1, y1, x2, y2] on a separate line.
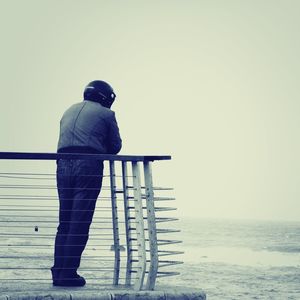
[53, 273, 86, 287]
[51, 267, 60, 286]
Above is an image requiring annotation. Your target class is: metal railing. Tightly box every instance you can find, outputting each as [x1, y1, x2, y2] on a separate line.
[0, 152, 183, 291]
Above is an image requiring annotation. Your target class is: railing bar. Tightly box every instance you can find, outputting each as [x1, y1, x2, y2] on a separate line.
[143, 161, 158, 290]
[0, 195, 113, 199]
[157, 262, 184, 268]
[129, 250, 184, 255]
[155, 207, 177, 211]
[0, 173, 110, 177]
[0, 152, 171, 162]
[0, 176, 55, 180]
[156, 230, 181, 234]
[0, 185, 172, 190]
[127, 206, 177, 211]
[127, 196, 176, 200]
[127, 197, 176, 201]
[0, 215, 113, 219]
[0, 209, 123, 212]
[156, 274, 180, 278]
[131, 259, 183, 264]
[159, 260, 183, 264]
[0, 267, 123, 270]
[0, 198, 121, 202]
[0, 172, 57, 176]
[0, 184, 112, 187]
[157, 271, 181, 274]
[154, 199, 176, 202]
[0, 205, 117, 208]
[0, 233, 125, 237]
[122, 161, 133, 286]
[157, 239, 183, 243]
[0, 245, 115, 248]
[0, 186, 112, 190]
[0, 196, 58, 198]
[0, 226, 114, 230]
[1, 237, 118, 241]
[157, 251, 185, 256]
[0, 279, 125, 282]
[130, 238, 182, 242]
[0, 205, 57, 207]
[0, 220, 124, 224]
[131, 161, 146, 291]
[0, 256, 119, 259]
[0, 278, 117, 282]
[156, 228, 181, 232]
[155, 217, 179, 222]
[128, 217, 178, 221]
[110, 160, 121, 286]
[157, 242, 183, 246]
[126, 186, 173, 190]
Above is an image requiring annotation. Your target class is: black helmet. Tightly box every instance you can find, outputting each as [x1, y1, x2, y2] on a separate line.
[84, 80, 116, 108]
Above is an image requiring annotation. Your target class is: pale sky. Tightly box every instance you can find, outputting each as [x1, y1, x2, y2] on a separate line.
[0, 0, 299, 221]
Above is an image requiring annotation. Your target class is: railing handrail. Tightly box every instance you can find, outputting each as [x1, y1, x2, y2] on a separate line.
[0, 152, 171, 162]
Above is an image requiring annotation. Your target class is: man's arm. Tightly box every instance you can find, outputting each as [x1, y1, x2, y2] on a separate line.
[107, 111, 122, 154]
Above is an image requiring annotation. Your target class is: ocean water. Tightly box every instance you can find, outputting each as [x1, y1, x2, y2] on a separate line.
[157, 217, 300, 300]
[1, 212, 300, 299]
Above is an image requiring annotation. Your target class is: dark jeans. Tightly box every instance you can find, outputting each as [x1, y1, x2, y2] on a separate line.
[52, 159, 104, 275]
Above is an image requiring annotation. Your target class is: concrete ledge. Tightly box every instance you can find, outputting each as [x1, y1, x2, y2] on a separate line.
[2, 288, 206, 300]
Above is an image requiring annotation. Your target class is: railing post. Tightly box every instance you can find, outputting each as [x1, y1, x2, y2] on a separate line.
[143, 161, 158, 290]
[122, 161, 133, 286]
[131, 161, 146, 291]
[109, 160, 120, 285]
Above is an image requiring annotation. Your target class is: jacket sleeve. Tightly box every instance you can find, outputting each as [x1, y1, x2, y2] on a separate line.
[107, 111, 122, 154]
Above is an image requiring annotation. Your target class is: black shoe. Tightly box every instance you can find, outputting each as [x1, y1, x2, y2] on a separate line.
[51, 267, 61, 286]
[54, 273, 86, 287]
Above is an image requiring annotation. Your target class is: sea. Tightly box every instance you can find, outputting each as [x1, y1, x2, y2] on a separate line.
[162, 217, 300, 300]
[1, 214, 299, 299]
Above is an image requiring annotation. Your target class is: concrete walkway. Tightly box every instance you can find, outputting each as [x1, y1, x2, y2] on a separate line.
[0, 285, 206, 300]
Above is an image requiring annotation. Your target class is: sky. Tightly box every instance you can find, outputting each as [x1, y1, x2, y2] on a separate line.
[0, 0, 299, 221]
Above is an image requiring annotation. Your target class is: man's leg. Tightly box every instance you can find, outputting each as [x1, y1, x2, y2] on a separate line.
[60, 160, 103, 279]
[52, 160, 73, 281]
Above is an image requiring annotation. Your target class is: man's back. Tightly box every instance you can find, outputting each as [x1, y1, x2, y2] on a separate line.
[57, 100, 122, 154]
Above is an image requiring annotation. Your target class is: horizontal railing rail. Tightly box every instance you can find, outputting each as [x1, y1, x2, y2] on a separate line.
[0, 151, 182, 292]
[0, 151, 171, 162]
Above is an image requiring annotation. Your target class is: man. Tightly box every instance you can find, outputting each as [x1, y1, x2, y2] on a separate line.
[51, 80, 122, 287]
